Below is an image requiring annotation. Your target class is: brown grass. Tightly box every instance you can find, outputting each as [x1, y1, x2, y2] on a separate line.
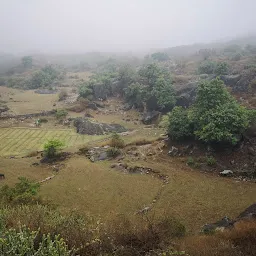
[179, 220, 256, 256]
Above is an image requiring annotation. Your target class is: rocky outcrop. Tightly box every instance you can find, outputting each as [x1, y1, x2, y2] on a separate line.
[141, 111, 161, 125]
[174, 82, 198, 107]
[74, 118, 127, 135]
[202, 203, 256, 234]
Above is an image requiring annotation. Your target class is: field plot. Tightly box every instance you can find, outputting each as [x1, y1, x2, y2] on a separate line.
[0, 127, 105, 156]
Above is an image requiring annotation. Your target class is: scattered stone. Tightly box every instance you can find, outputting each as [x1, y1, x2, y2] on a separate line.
[219, 170, 233, 177]
[32, 162, 39, 166]
[0, 174, 5, 180]
[168, 146, 179, 156]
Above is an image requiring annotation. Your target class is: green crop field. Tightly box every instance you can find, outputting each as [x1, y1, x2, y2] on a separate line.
[0, 127, 106, 156]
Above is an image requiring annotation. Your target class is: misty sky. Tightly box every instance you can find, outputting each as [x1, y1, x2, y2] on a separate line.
[1, 0, 256, 53]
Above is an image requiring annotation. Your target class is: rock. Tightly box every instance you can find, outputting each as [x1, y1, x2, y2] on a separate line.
[32, 162, 39, 166]
[220, 170, 233, 177]
[90, 156, 95, 162]
[141, 111, 161, 125]
[174, 82, 197, 107]
[248, 147, 255, 156]
[220, 74, 241, 87]
[230, 160, 235, 165]
[168, 146, 179, 156]
[237, 203, 256, 219]
[98, 152, 108, 161]
[202, 216, 233, 234]
[87, 102, 98, 110]
[74, 118, 127, 135]
[0, 174, 5, 180]
[110, 164, 117, 168]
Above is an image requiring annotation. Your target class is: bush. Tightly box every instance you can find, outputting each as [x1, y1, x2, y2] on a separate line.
[193, 78, 249, 145]
[78, 82, 93, 98]
[43, 139, 64, 158]
[58, 89, 68, 101]
[198, 61, 216, 74]
[187, 157, 195, 167]
[0, 226, 74, 255]
[106, 147, 121, 158]
[0, 177, 40, 205]
[206, 156, 217, 166]
[55, 109, 68, 120]
[109, 133, 125, 148]
[215, 62, 229, 75]
[168, 107, 193, 140]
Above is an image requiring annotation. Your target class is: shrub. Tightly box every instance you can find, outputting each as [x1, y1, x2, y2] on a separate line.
[58, 89, 68, 101]
[106, 147, 121, 158]
[168, 106, 193, 140]
[0, 177, 40, 205]
[0, 226, 74, 255]
[78, 145, 90, 155]
[78, 82, 93, 98]
[43, 139, 64, 158]
[187, 157, 195, 167]
[206, 156, 217, 166]
[109, 133, 125, 148]
[198, 61, 216, 74]
[193, 78, 249, 145]
[215, 62, 229, 75]
[158, 114, 169, 129]
[55, 109, 68, 120]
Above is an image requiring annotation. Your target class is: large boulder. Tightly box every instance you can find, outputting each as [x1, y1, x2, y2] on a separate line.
[141, 111, 161, 125]
[237, 203, 256, 219]
[220, 74, 241, 87]
[174, 82, 198, 107]
[74, 118, 127, 135]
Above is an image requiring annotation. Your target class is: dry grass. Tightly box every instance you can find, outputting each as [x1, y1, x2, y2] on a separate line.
[179, 220, 256, 256]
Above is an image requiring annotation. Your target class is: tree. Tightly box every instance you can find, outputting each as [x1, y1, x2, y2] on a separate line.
[167, 107, 193, 140]
[151, 52, 169, 62]
[152, 76, 176, 110]
[198, 61, 216, 74]
[215, 62, 229, 75]
[124, 82, 146, 109]
[192, 78, 249, 144]
[43, 139, 64, 158]
[117, 64, 136, 94]
[21, 56, 33, 68]
[78, 82, 93, 98]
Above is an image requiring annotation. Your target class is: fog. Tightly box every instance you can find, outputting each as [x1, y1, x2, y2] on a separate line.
[1, 0, 256, 54]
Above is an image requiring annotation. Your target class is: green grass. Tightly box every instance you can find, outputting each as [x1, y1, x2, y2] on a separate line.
[0, 127, 106, 156]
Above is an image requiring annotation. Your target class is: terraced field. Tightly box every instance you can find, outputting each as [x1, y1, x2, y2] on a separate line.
[0, 127, 106, 156]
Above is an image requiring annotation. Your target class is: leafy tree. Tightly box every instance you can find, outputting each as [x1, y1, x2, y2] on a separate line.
[215, 62, 229, 75]
[152, 76, 176, 110]
[43, 139, 64, 158]
[167, 107, 193, 140]
[192, 78, 249, 144]
[151, 52, 169, 62]
[117, 64, 136, 94]
[198, 61, 216, 74]
[21, 56, 33, 68]
[78, 82, 93, 98]
[124, 82, 146, 109]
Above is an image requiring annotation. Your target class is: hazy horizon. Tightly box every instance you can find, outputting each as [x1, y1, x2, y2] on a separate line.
[1, 0, 256, 54]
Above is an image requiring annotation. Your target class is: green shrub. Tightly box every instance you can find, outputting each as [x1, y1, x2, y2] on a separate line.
[78, 82, 93, 98]
[58, 89, 68, 101]
[106, 147, 121, 158]
[0, 177, 40, 205]
[198, 61, 216, 74]
[193, 78, 249, 145]
[187, 157, 195, 167]
[206, 156, 217, 166]
[43, 139, 64, 158]
[159, 114, 169, 129]
[55, 109, 68, 120]
[215, 62, 229, 75]
[0, 226, 74, 255]
[168, 107, 193, 140]
[109, 133, 125, 148]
